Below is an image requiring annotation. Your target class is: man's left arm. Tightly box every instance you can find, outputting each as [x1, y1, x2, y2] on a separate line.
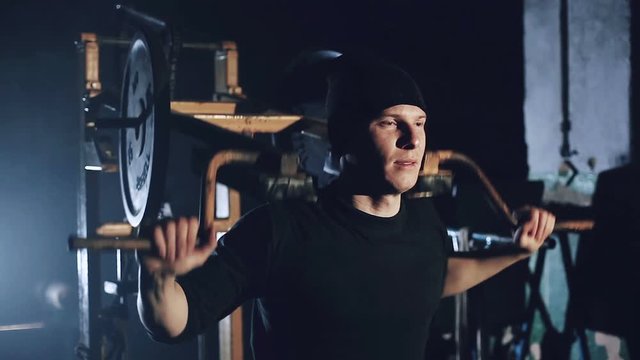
[441, 208, 555, 298]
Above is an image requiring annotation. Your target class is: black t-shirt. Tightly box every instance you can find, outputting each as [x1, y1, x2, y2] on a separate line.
[173, 188, 449, 360]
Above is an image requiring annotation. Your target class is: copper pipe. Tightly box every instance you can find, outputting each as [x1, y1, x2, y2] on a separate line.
[424, 151, 594, 232]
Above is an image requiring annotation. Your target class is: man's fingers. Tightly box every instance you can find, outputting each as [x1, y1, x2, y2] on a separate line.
[144, 217, 213, 275]
[514, 206, 532, 224]
[536, 212, 549, 243]
[176, 218, 188, 259]
[519, 217, 535, 246]
[514, 206, 557, 253]
[529, 209, 540, 239]
[205, 227, 219, 253]
[142, 256, 164, 273]
[192, 227, 218, 261]
[544, 213, 556, 240]
[166, 220, 176, 263]
[153, 225, 167, 259]
[186, 217, 199, 255]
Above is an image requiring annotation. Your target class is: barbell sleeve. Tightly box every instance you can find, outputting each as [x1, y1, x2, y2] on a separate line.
[68, 219, 591, 252]
[69, 236, 151, 251]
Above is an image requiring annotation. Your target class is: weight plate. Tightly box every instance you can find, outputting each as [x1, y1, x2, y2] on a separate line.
[119, 31, 169, 228]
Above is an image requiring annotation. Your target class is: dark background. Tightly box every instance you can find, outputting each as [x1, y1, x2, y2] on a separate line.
[2, 0, 622, 358]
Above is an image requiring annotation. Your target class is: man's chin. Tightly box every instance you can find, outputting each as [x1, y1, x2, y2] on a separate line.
[388, 180, 419, 195]
[388, 174, 419, 192]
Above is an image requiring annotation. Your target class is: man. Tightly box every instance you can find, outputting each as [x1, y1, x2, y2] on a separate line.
[137, 55, 555, 359]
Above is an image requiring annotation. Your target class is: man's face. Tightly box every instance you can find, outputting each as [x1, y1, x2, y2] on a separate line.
[347, 104, 427, 194]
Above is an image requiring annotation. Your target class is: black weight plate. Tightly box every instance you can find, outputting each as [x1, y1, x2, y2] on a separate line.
[119, 31, 169, 228]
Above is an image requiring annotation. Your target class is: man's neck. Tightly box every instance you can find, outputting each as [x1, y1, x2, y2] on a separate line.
[331, 170, 403, 217]
[350, 193, 402, 218]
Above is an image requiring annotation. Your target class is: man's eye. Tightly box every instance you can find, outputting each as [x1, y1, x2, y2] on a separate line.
[380, 120, 396, 127]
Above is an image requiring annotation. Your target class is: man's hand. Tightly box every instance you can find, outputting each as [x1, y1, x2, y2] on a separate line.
[137, 217, 215, 339]
[140, 217, 218, 276]
[443, 207, 556, 297]
[513, 207, 556, 254]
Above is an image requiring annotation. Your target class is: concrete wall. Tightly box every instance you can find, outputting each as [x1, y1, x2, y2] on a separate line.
[524, 0, 630, 177]
[524, 2, 632, 356]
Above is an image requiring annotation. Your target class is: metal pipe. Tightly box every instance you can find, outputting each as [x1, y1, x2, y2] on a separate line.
[427, 151, 594, 232]
[83, 35, 222, 51]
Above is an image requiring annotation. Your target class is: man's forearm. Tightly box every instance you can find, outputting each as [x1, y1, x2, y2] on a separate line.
[441, 253, 529, 298]
[137, 267, 189, 339]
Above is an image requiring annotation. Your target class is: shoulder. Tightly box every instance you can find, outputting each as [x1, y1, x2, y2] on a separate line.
[237, 199, 323, 231]
[264, 199, 325, 235]
[266, 198, 318, 213]
[227, 199, 317, 227]
[404, 197, 451, 251]
[226, 203, 272, 233]
[404, 197, 444, 224]
[264, 198, 324, 222]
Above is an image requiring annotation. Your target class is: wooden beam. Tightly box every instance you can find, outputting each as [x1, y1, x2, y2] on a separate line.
[193, 114, 303, 134]
[170, 101, 237, 115]
[80, 33, 102, 97]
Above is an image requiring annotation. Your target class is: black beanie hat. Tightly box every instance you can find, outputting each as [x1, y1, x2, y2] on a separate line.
[326, 54, 426, 157]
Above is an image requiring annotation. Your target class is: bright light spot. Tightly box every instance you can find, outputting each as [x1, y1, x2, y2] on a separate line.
[215, 183, 230, 218]
[103, 281, 118, 296]
[0, 322, 45, 332]
[44, 282, 70, 310]
[84, 165, 103, 171]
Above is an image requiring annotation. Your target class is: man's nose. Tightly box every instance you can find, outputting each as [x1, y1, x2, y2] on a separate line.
[398, 126, 421, 149]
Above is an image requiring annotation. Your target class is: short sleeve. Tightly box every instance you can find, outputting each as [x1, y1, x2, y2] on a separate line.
[172, 204, 273, 341]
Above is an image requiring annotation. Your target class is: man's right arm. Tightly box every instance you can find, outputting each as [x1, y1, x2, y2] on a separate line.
[137, 217, 218, 340]
[137, 269, 188, 338]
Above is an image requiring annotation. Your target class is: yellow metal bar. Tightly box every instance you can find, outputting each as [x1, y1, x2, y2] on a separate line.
[80, 33, 102, 97]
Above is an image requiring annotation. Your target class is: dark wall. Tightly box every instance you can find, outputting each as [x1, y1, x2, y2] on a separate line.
[0, 1, 526, 358]
[124, 0, 527, 178]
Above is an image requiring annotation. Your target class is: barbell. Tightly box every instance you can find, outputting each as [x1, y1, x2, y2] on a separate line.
[69, 148, 592, 251]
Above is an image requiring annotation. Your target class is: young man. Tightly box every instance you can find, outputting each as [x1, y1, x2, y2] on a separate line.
[137, 55, 555, 360]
